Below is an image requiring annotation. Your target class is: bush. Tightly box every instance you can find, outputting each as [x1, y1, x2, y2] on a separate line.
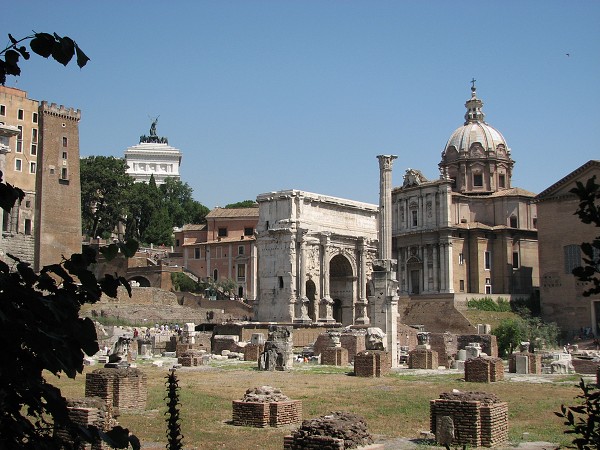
[467, 296, 512, 312]
[171, 272, 200, 292]
[493, 316, 559, 356]
[556, 378, 600, 449]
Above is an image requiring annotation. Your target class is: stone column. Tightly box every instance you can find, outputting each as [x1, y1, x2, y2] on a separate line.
[355, 238, 370, 325]
[422, 245, 429, 293]
[319, 232, 334, 322]
[377, 155, 397, 260]
[439, 243, 446, 292]
[432, 244, 439, 292]
[295, 231, 311, 323]
[446, 240, 454, 293]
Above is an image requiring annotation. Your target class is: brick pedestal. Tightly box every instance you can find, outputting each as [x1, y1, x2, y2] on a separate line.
[321, 347, 349, 366]
[244, 343, 264, 362]
[85, 368, 147, 411]
[431, 392, 508, 448]
[232, 400, 302, 428]
[408, 348, 439, 369]
[354, 351, 391, 377]
[464, 357, 504, 383]
[508, 352, 542, 374]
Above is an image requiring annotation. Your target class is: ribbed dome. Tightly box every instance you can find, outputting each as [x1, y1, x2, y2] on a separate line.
[442, 83, 508, 156]
[439, 82, 514, 194]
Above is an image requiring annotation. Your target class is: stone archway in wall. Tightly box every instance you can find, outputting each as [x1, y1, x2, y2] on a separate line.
[329, 254, 354, 325]
[129, 276, 151, 287]
[306, 279, 317, 321]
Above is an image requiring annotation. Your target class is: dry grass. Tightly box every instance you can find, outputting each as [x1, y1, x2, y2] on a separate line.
[49, 360, 582, 449]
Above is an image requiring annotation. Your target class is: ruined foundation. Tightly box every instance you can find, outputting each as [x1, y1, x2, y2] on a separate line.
[508, 352, 542, 374]
[353, 350, 391, 377]
[85, 367, 147, 411]
[283, 411, 379, 450]
[244, 343, 264, 362]
[54, 397, 116, 450]
[231, 386, 302, 428]
[464, 357, 504, 383]
[430, 391, 508, 448]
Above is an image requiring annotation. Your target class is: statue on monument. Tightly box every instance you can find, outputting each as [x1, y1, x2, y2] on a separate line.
[149, 116, 158, 137]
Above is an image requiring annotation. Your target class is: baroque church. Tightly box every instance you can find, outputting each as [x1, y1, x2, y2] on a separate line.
[391, 83, 539, 297]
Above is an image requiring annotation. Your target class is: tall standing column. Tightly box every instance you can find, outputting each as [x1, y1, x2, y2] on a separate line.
[295, 230, 311, 323]
[377, 155, 397, 260]
[355, 238, 370, 325]
[319, 232, 334, 322]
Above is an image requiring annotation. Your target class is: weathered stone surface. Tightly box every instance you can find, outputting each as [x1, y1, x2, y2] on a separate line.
[284, 411, 374, 450]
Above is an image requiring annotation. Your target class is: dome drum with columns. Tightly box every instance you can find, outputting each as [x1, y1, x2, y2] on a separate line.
[439, 81, 514, 194]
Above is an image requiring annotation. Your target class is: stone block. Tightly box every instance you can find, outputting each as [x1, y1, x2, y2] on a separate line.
[354, 351, 391, 377]
[321, 347, 349, 366]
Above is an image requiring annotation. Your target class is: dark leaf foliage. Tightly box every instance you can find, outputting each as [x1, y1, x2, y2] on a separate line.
[570, 175, 600, 297]
[557, 379, 600, 449]
[1, 32, 89, 85]
[165, 370, 184, 450]
[0, 240, 138, 448]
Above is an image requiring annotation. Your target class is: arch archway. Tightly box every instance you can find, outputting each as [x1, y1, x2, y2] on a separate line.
[128, 276, 151, 287]
[329, 254, 355, 325]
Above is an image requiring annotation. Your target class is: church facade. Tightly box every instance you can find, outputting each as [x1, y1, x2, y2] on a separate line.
[391, 84, 539, 297]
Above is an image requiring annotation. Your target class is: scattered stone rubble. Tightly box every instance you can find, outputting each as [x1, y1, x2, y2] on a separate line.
[284, 411, 375, 450]
[239, 386, 290, 403]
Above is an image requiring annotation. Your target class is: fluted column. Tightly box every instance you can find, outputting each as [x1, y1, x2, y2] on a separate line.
[319, 232, 334, 322]
[355, 238, 370, 325]
[295, 231, 311, 323]
[377, 155, 397, 260]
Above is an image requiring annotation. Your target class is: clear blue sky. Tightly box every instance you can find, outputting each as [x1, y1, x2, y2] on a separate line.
[3, 2, 599, 208]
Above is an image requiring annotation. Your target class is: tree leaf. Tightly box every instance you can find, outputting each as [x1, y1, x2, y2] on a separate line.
[51, 34, 75, 66]
[99, 244, 119, 261]
[4, 50, 21, 76]
[119, 239, 139, 258]
[75, 44, 90, 68]
[30, 33, 54, 58]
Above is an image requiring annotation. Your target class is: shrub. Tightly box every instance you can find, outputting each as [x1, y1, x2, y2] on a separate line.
[556, 378, 600, 449]
[171, 272, 200, 292]
[467, 296, 511, 312]
[493, 316, 559, 356]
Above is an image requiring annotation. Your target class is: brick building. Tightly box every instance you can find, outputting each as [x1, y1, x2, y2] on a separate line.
[0, 86, 82, 269]
[175, 206, 259, 302]
[535, 160, 600, 336]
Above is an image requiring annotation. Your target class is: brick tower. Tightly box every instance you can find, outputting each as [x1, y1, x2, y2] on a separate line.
[34, 102, 82, 270]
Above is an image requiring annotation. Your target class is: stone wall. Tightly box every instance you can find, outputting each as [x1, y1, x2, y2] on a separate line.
[430, 392, 508, 448]
[572, 358, 600, 374]
[55, 397, 115, 450]
[85, 368, 147, 411]
[464, 357, 504, 383]
[0, 233, 35, 266]
[354, 351, 391, 377]
[456, 334, 498, 358]
[244, 343, 264, 361]
[399, 295, 476, 334]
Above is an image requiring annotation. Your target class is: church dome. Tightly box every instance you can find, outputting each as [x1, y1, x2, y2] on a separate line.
[439, 82, 514, 194]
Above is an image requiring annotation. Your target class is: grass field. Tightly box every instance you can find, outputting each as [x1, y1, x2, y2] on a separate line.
[48, 359, 586, 449]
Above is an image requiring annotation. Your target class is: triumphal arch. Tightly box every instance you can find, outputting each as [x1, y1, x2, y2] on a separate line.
[254, 190, 378, 326]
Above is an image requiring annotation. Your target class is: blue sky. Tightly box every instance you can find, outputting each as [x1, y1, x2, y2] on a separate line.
[3, 2, 599, 208]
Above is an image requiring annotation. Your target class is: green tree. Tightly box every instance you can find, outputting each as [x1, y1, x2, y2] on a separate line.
[81, 156, 132, 238]
[218, 278, 238, 299]
[124, 176, 161, 242]
[225, 200, 257, 209]
[1, 32, 89, 85]
[159, 178, 209, 226]
[143, 206, 173, 246]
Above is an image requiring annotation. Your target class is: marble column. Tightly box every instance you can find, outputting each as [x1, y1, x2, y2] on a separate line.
[295, 231, 311, 323]
[355, 238, 370, 325]
[319, 232, 334, 322]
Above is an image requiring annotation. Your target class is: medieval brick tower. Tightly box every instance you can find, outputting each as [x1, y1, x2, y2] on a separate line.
[34, 101, 82, 270]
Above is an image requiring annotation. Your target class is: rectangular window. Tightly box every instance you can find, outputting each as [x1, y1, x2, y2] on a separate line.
[474, 173, 483, 187]
[484, 251, 491, 270]
[485, 285, 492, 294]
[61, 167, 68, 179]
[237, 263, 246, 281]
[194, 247, 200, 259]
[16, 141, 22, 153]
[30, 144, 37, 156]
[17, 109, 24, 120]
[0, 105, 5, 116]
[512, 251, 519, 269]
[62, 137, 68, 147]
[62, 151, 67, 159]
[32, 112, 38, 123]
[24, 219, 31, 235]
[459, 280, 465, 291]
[15, 159, 22, 171]
[16, 126, 22, 153]
[564, 244, 582, 274]
[218, 227, 227, 237]
[244, 227, 254, 236]
[238, 245, 244, 255]
[411, 210, 418, 227]
[498, 174, 506, 188]
[29, 162, 36, 174]
[32, 128, 38, 143]
[459, 253, 464, 265]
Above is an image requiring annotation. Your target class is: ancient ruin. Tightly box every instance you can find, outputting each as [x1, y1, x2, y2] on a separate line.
[431, 391, 508, 448]
[85, 367, 148, 411]
[231, 386, 302, 428]
[258, 325, 294, 371]
[283, 411, 376, 450]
